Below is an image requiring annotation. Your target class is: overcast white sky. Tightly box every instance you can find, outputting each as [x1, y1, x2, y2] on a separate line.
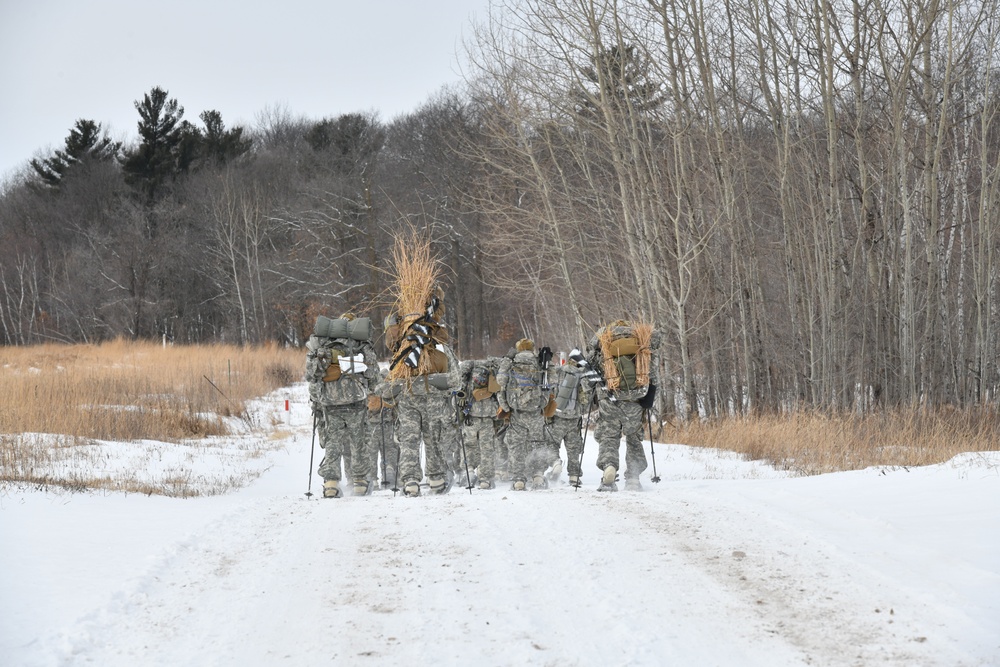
[0, 0, 491, 182]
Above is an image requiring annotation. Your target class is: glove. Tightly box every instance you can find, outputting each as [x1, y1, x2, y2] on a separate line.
[367, 394, 383, 412]
[542, 396, 557, 418]
[637, 383, 657, 409]
[496, 407, 511, 420]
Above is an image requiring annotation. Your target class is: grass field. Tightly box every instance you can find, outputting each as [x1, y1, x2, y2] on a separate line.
[0, 340, 302, 495]
[666, 407, 1000, 475]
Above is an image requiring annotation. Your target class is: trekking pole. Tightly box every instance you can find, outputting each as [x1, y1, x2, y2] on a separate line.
[576, 393, 596, 491]
[452, 391, 474, 493]
[459, 433, 474, 494]
[379, 408, 390, 488]
[646, 409, 661, 483]
[305, 412, 317, 498]
[392, 420, 401, 496]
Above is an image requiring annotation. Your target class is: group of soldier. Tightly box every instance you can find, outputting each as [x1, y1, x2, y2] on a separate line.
[305, 312, 659, 499]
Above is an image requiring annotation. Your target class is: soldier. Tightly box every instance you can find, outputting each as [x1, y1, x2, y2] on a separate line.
[365, 367, 400, 489]
[587, 320, 659, 492]
[492, 346, 517, 483]
[458, 357, 503, 489]
[496, 338, 555, 490]
[305, 313, 381, 498]
[384, 299, 462, 497]
[544, 351, 592, 487]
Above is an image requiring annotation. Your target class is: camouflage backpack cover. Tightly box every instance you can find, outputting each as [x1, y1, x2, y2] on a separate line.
[306, 315, 377, 407]
[502, 351, 547, 413]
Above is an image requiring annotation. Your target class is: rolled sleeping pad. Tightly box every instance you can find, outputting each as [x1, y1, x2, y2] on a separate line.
[427, 373, 452, 390]
[314, 316, 372, 341]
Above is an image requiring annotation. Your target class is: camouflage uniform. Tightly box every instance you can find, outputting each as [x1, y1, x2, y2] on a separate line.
[545, 360, 591, 482]
[587, 329, 659, 486]
[493, 420, 510, 480]
[305, 333, 380, 489]
[458, 358, 503, 487]
[496, 346, 549, 487]
[365, 403, 399, 488]
[389, 344, 463, 493]
[365, 372, 400, 488]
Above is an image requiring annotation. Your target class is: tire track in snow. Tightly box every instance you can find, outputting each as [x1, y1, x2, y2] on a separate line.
[608, 487, 977, 667]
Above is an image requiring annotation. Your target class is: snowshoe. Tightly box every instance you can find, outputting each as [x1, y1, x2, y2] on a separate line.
[428, 476, 449, 495]
[353, 479, 375, 496]
[624, 478, 643, 492]
[602, 465, 617, 486]
[323, 480, 342, 498]
[598, 466, 618, 492]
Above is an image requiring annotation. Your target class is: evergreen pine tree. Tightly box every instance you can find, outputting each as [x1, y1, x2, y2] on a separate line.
[31, 119, 121, 189]
[575, 44, 665, 119]
[121, 86, 185, 203]
[200, 110, 252, 165]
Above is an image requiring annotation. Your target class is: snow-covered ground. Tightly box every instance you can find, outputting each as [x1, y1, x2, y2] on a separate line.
[2, 383, 998, 667]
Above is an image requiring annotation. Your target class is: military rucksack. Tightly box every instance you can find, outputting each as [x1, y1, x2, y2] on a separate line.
[552, 365, 583, 415]
[606, 335, 640, 390]
[597, 322, 652, 392]
[306, 335, 370, 406]
[506, 356, 545, 412]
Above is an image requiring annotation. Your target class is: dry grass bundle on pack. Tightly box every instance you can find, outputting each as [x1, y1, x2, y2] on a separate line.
[386, 229, 447, 380]
[599, 320, 653, 391]
[633, 323, 653, 386]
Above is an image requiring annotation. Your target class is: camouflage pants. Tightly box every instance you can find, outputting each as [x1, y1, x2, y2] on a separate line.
[546, 416, 584, 477]
[594, 399, 648, 479]
[316, 403, 367, 482]
[494, 419, 510, 478]
[396, 392, 457, 486]
[365, 407, 400, 486]
[461, 416, 496, 481]
[506, 412, 547, 482]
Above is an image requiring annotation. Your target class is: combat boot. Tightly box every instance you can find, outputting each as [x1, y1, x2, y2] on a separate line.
[403, 480, 421, 497]
[547, 459, 563, 483]
[624, 477, 643, 492]
[353, 478, 374, 496]
[512, 479, 527, 491]
[530, 475, 548, 490]
[428, 476, 449, 495]
[568, 475, 582, 488]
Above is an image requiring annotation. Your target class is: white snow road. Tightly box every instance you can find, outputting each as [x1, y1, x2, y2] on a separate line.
[42, 476, 988, 667]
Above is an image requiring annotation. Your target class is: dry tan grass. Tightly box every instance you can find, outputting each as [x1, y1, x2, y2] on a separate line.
[663, 408, 1000, 474]
[0, 339, 300, 440]
[0, 340, 302, 494]
[386, 227, 445, 380]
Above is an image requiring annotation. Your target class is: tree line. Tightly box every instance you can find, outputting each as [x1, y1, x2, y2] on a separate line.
[3, 0, 1000, 418]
